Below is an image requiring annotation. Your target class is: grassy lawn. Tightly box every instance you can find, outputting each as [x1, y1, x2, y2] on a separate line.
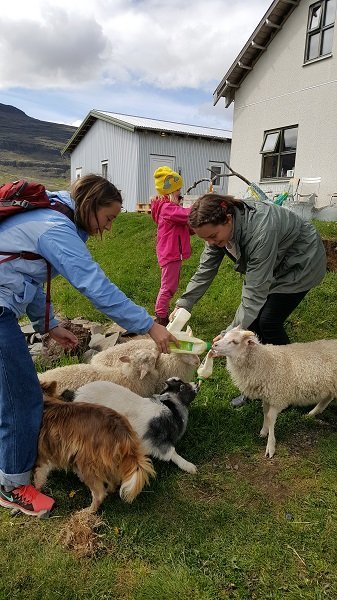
[1, 214, 337, 600]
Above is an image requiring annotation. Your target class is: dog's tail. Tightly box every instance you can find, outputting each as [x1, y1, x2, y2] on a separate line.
[119, 448, 155, 503]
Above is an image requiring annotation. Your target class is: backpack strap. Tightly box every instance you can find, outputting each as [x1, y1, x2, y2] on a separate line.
[49, 200, 75, 222]
[0, 251, 42, 262]
[0, 200, 75, 333]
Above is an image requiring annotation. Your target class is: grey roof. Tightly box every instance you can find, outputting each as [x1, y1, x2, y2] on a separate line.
[62, 110, 231, 155]
[213, 0, 300, 107]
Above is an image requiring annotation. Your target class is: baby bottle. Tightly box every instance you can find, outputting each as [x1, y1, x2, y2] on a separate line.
[168, 325, 212, 355]
[166, 308, 191, 333]
[196, 351, 214, 384]
[167, 307, 211, 355]
[169, 333, 212, 355]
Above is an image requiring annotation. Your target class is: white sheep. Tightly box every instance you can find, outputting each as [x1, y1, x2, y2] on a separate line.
[38, 345, 160, 396]
[39, 339, 199, 397]
[212, 326, 337, 458]
[90, 338, 200, 394]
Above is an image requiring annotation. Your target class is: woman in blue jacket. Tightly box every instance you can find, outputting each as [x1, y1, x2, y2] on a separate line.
[0, 174, 175, 518]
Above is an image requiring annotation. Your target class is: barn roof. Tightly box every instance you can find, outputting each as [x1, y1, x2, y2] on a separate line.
[213, 0, 300, 107]
[62, 110, 231, 155]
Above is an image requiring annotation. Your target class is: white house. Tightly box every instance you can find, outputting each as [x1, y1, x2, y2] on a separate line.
[213, 0, 337, 210]
[62, 111, 231, 212]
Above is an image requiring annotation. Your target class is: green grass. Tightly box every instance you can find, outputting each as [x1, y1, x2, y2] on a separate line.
[2, 214, 337, 600]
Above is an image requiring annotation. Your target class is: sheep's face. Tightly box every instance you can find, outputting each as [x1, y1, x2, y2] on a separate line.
[119, 348, 159, 380]
[212, 328, 259, 358]
[174, 353, 200, 367]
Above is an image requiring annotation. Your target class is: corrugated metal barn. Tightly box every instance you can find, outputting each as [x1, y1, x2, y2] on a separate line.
[62, 111, 232, 212]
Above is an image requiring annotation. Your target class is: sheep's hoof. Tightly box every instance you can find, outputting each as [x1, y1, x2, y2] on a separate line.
[259, 428, 268, 438]
[265, 446, 275, 459]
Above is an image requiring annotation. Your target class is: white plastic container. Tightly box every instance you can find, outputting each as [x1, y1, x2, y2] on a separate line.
[169, 331, 211, 355]
[197, 351, 214, 383]
[167, 308, 191, 333]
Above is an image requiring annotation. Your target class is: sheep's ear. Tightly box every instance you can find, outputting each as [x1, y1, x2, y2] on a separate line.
[139, 366, 150, 380]
[247, 337, 258, 346]
[119, 355, 131, 364]
[233, 325, 241, 331]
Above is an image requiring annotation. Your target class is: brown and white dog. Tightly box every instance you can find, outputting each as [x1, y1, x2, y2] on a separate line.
[35, 382, 155, 512]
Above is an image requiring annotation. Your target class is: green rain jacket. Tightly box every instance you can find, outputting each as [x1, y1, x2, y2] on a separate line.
[176, 198, 326, 331]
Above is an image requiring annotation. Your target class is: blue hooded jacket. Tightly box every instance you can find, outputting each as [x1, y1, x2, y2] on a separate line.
[0, 190, 153, 334]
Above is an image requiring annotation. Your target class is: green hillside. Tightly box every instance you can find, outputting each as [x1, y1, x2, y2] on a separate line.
[0, 103, 75, 189]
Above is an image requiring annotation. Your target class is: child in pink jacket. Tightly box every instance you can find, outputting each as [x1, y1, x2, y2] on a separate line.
[151, 166, 192, 326]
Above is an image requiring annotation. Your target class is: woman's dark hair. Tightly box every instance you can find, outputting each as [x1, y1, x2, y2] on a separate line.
[188, 193, 244, 229]
[70, 174, 122, 232]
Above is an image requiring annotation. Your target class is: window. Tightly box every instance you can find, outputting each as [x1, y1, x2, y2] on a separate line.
[210, 166, 221, 186]
[101, 160, 108, 179]
[260, 126, 298, 179]
[75, 167, 82, 179]
[209, 162, 225, 189]
[305, 0, 336, 62]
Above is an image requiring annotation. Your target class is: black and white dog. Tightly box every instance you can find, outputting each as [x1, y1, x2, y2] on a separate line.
[63, 378, 199, 473]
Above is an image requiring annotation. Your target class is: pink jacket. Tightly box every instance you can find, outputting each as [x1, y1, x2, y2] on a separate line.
[151, 196, 192, 267]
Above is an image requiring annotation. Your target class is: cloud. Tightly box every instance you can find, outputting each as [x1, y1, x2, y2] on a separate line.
[0, 7, 109, 87]
[0, 0, 271, 129]
[0, 0, 271, 91]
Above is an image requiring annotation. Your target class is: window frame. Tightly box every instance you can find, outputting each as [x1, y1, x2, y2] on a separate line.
[304, 0, 336, 63]
[209, 165, 222, 186]
[101, 160, 108, 179]
[260, 125, 298, 180]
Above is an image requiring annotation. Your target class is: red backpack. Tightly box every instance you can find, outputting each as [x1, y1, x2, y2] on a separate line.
[0, 179, 75, 332]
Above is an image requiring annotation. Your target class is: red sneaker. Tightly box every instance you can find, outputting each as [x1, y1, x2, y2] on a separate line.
[0, 484, 54, 518]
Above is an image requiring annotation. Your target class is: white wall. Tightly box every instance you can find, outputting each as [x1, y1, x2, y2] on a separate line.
[227, 0, 337, 207]
[70, 120, 138, 212]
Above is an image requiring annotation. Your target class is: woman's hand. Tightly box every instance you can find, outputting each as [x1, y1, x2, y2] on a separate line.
[49, 326, 79, 349]
[148, 322, 178, 354]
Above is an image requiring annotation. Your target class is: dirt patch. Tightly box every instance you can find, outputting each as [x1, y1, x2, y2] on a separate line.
[322, 239, 337, 272]
[213, 452, 295, 504]
[183, 426, 329, 508]
[58, 509, 107, 558]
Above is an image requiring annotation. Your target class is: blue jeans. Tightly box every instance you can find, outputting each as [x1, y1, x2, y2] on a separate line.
[0, 307, 43, 488]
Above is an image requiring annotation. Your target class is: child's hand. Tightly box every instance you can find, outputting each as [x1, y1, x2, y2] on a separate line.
[169, 307, 179, 322]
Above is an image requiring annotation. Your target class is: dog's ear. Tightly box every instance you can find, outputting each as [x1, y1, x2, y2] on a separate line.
[40, 380, 58, 397]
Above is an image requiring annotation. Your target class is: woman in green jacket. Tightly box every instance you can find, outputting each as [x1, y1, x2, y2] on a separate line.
[173, 193, 326, 406]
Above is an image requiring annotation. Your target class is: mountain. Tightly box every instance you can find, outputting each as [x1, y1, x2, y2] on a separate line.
[0, 103, 76, 190]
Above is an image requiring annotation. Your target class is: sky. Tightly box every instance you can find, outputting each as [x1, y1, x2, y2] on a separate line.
[0, 0, 272, 132]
